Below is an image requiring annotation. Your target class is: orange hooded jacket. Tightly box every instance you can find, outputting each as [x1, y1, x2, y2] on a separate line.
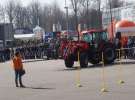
[12, 57, 23, 70]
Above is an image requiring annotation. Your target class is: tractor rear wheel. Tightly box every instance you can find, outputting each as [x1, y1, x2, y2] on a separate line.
[103, 47, 115, 64]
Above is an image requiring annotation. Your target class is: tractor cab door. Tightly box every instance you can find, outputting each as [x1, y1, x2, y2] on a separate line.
[81, 32, 96, 49]
[92, 31, 108, 48]
[82, 33, 92, 44]
[82, 31, 108, 49]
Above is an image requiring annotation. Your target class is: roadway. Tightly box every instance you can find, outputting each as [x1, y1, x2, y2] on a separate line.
[0, 59, 135, 100]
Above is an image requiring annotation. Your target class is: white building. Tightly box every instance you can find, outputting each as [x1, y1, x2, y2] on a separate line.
[33, 26, 45, 40]
[102, 5, 135, 28]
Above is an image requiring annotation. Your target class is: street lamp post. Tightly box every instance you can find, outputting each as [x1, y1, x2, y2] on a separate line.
[2, 26, 5, 48]
[64, 0, 69, 34]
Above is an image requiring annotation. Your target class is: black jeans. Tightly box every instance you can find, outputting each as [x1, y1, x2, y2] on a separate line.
[15, 70, 23, 86]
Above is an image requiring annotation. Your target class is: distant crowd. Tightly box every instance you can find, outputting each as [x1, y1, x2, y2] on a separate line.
[0, 45, 48, 62]
[0, 48, 11, 62]
[0, 41, 60, 62]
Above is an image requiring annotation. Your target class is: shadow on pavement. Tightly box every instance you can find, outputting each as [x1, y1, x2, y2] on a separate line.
[57, 60, 135, 71]
[22, 59, 60, 63]
[24, 86, 55, 90]
[23, 59, 46, 63]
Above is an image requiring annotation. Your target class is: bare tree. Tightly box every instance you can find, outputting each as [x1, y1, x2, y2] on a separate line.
[14, 2, 24, 28]
[1, 0, 106, 32]
[29, 0, 41, 27]
[0, 4, 5, 23]
[79, 0, 102, 29]
[51, 1, 66, 31]
[22, 7, 33, 28]
[5, 0, 16, 24]
[42, 5, 53, 31]
[70, 0, 82, 30]
[40, 2, 66, 32]
[79, 0, 92, 29]
[95, 0, 102, 28]
[107, 0, 124, 8]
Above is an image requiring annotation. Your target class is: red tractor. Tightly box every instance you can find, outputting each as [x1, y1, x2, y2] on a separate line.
[61, 29, 116, 68]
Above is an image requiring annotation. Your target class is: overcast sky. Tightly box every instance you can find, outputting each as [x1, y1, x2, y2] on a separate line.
[0, 0, 135, 8]
[0, 0, 68, 8]
[1, 0, 63, 5]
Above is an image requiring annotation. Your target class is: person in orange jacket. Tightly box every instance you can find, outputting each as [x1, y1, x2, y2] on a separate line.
[12, 52, 25, 88]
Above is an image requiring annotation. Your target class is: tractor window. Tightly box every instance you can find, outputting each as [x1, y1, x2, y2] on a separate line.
[92, 32, 100, 42]
[82, 33, 92, 43]
[93, 33, 96, 39]
[101, 32, 108, 40]
[92, 32, 108, 42]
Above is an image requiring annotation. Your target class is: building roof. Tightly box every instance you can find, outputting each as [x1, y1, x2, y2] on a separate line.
[116, 20, 135, 34]
[33, 26, 44, 32]
[81, 29, 106, 34]
[116, 20, 135, 28]
[14, 34, 35, 40]
[15, 28, 33, 34]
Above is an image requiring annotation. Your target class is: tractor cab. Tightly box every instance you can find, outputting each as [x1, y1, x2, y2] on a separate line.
[81, 30, 108, 48]
[81, 29, 116, 64]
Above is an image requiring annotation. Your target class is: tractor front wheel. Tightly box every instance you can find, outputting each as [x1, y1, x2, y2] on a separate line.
[64, 56, 74, 68]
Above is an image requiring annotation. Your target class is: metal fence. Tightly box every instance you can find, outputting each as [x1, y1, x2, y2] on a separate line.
[1, 46, 135, 63]
[116, 47, 135, 59]
[0, 45, 60, 62]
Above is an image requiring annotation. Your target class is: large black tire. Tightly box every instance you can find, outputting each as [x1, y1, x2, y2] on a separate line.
[103, 47, 115, 64]
[90, 59, 100, 65]
[64, 56, 74, 68]
[89, 53, 100, 64]
[80, 53, 88, 68]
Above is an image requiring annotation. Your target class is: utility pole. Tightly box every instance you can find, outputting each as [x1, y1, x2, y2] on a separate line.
[3, 12, 6, 48]
[64, 0, 69, 33]
[86, 0, 89, 30]
[98, 0, 101, 29]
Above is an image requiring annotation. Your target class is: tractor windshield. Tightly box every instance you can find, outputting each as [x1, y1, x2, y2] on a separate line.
[82, 33, 92, 43]
[92, 32, 108, 42]
[82, 31, 108, 43]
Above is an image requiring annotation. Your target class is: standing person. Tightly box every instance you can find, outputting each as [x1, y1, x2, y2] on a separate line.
[0, 48, 2, 62]
[12, 52, 25, 88]
[115, 38, 121, 58]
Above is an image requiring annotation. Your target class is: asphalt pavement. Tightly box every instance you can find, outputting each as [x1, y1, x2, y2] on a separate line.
[0, 59, 135, 100]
